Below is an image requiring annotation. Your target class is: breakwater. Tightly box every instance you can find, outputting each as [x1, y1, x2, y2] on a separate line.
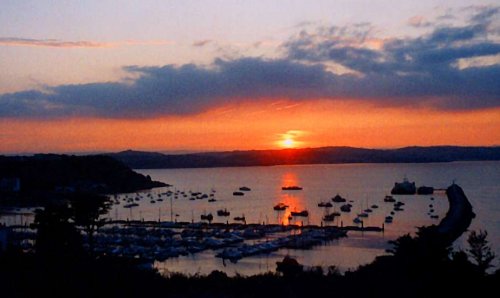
[436, 184, 475, 245]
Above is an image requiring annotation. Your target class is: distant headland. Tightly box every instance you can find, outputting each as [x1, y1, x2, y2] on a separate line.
[0, 155, 167, 203]
[105, 146, 500, 169]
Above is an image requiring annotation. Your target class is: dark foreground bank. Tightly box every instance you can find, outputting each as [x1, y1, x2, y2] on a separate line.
[1, 234, 497, 298]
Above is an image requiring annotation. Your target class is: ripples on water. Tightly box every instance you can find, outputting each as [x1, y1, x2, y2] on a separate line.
[121, 161, 499, 275]
[3, 161, 498, 275]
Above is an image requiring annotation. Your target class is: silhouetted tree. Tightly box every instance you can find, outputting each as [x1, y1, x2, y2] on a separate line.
[34, 203, 83, 258]
[387, 226, 451, 265]
[276, 256, 303, 277]
[326, 265, 340, 277]
[69, 193, 111, 253]
[450, 250, 478, 275]
[467, 230, 496, 274]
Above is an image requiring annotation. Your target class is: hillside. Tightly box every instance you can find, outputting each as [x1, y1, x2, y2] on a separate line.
[106, 146, 500, 169]
[0, 154, 167, 195]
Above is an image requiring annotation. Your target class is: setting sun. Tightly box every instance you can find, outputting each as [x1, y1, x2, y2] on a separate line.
[276, 130, 306, 148]
[282, 138, 295, 148]
[276, 130, 306, 149]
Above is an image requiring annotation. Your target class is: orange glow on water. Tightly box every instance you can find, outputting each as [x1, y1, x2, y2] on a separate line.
[277, 172, 307, 225]
[281, 172, 299, 188]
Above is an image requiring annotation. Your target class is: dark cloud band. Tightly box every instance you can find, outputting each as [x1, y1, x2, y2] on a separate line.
[0, 6, 498, 119]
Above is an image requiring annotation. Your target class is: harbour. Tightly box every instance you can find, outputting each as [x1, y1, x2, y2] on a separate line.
[3, 160, 498, 275]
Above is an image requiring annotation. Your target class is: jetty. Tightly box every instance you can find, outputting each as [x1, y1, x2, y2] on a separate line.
[436, 183, 475, 244]
[82, 222, 353, 263]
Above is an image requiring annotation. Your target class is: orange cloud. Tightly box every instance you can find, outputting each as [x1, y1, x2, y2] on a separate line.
[1, 100, 499, 154]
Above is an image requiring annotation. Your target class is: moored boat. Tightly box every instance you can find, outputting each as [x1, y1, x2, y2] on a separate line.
[417, 186, 434, 195]
[290, 210, 309, 217]
[234, 215, 246, 222]
[282, 186, 303, 190]
[353, 217, 363, 224]
[323, 213, 338, 222]
[201, 213, 213, 221]
[273, 203, 288, 211]
[391, 177, 416, 195]
[217, 209, 230, 217]
[340, 204, 352, 212]
[332, 194, 347, 203]
[384, 195, 396, 202]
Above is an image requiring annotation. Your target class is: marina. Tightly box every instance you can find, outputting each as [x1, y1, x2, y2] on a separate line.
[2, 161, 499, 275]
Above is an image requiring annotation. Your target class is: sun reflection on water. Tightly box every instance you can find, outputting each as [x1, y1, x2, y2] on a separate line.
[277, 172, 308, 225]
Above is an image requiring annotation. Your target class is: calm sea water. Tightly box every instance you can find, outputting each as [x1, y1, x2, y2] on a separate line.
[5, 161, 497, 275]
[108, 161, 500, 276]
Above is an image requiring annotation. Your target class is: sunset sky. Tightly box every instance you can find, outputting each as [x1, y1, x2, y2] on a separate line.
[1, 0, 499, 153]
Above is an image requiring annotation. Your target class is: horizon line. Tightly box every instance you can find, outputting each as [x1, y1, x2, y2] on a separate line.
[3, 144, 500, 157]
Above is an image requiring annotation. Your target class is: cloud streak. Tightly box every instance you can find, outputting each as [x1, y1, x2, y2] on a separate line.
[192, 39, 212, 47]
[0, 37, 174, 48]
[407, 16, 432, 28]
[0, 6, 499, 119]
[0, 37, 108, 48]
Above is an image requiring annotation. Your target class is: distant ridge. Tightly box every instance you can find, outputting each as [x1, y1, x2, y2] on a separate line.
[105, 146, 500, 169]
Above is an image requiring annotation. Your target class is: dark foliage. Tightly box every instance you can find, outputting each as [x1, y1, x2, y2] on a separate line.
[69, 192, 112, 253]
[2, 225, 497, 298]
[34, 202, 84, 259]
[467, 230, 496, 274]
[0, 251, 168, 298]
